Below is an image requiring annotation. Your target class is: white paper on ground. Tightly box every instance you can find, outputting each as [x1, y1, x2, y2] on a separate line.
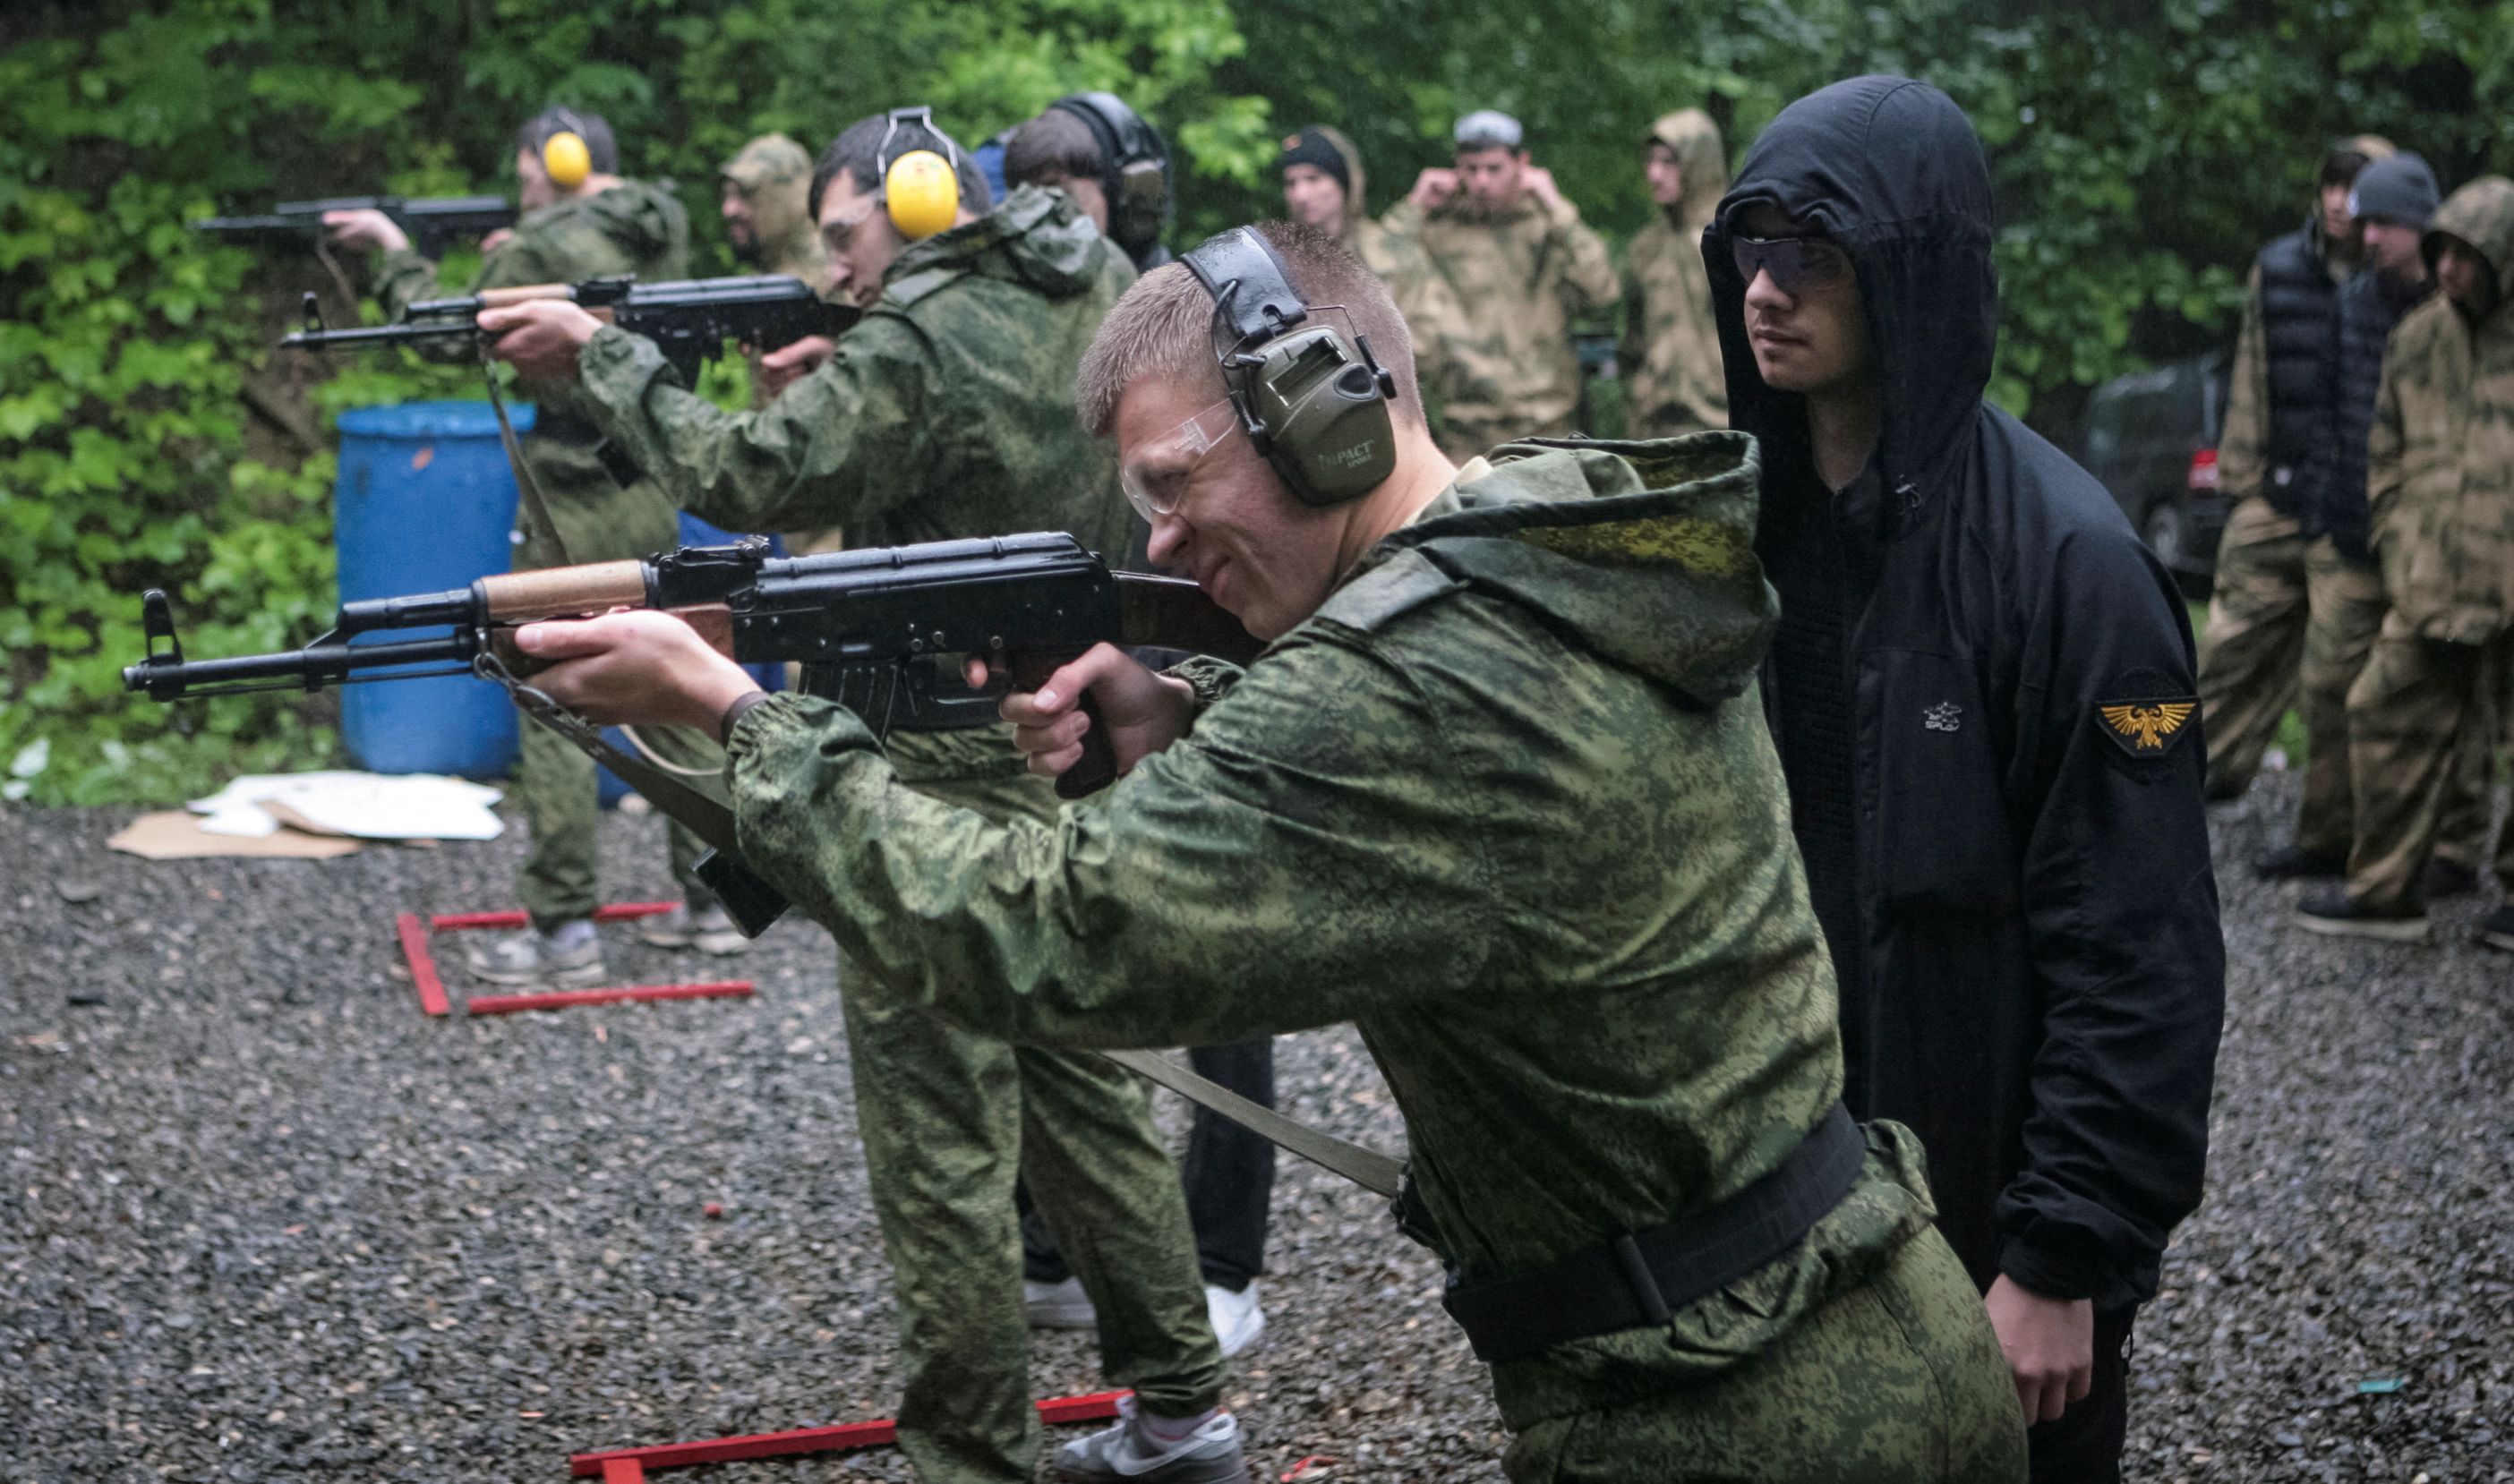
[187, 772, 505, 840]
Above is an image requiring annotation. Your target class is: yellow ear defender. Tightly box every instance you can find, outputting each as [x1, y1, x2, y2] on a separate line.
[876, 107, 962, 241]
[541, 107, 593, 188]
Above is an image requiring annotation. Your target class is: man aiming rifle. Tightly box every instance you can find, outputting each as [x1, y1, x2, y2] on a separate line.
[492, 220, 2030, 1483]
[320, 104, 740, 983]
[470, 107, 1249, 1484]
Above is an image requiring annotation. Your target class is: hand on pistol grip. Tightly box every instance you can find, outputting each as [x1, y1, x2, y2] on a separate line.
[1008, 649, 1120, 798]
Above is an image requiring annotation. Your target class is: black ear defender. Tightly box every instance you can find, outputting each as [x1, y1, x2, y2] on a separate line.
[1182, 226, 1400, 507]
[1051, 92, 1173, 265]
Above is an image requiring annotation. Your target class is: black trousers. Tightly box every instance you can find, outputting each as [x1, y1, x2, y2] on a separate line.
[1023, 1038, 1276, 1292]
[2027, 1303, 2136, 1484]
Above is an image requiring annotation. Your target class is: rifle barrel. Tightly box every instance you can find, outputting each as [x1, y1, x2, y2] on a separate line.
[125, 633, 476, 700]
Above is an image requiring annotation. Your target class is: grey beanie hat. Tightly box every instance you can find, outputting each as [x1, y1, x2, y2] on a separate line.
[1454, 110, 1524, 150]
[2349, 153, 2441, 228]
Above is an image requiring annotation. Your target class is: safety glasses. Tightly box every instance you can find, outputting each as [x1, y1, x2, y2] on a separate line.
[1731, 235, 1855, 295]
[1120, 397, 1240, 522]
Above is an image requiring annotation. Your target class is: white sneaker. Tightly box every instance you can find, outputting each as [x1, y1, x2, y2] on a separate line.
[637, 903, 752, 955]
[1205, 1282, 1265, 1358]
[1053, 1394, 1249, 1483]
[1025, 1275, 1098, 1329]
[463, 921, 604, 987]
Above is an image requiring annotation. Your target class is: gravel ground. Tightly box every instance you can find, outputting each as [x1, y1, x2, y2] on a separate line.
[1, 775, 2509, 1483]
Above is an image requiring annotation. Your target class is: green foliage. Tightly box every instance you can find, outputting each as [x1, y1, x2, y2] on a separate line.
[8, 0, 2514, 803]
[1201, 0, 2514, 424]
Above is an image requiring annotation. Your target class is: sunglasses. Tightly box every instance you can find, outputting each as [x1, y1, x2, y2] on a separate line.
[1731, 235, 1854, 295]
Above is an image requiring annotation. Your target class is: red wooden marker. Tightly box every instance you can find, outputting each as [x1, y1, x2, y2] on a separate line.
[430, 900, 680, 931]
[395, 913, 451, 1017]
[569, 1391, 1128, 1478]
[465, 981, 753, 1016]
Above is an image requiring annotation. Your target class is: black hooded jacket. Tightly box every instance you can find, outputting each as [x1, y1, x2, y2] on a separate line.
[1705, 76, 2224, 1311]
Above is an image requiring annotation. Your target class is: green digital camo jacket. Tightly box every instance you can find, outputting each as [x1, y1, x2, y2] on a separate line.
[571, 184, 1133, 559]
[722, 434, 1941, 1427]
[2368, 176, 2514, 644]
[1379, 192, 1622, 436]
[373, 179, 690, 566]
[1622, 110, 1730, 439]
[377, 178, 690, 422]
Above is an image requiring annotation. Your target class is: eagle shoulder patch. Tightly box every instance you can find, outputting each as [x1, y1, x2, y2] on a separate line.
[2095, 695, 2199, 757]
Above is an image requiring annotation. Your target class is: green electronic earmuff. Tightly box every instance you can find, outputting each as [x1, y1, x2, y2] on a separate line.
[876, 106, 962, 241]
[1182, 227, 1398, 507]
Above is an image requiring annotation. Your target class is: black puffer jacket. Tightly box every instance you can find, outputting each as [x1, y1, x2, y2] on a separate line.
[1705, 75, 2225, 1311]
[2328, 266, 2434, 561]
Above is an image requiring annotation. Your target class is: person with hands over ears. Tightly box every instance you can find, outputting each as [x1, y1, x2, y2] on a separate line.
[484, 109, 1244, 1484]
[513, 218, 2027, 1483]
[1702, 77, 2223, 1480]
[1378, 110, 1620, 458]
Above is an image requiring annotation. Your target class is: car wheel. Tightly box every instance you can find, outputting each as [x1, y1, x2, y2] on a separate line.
[2143, 499, 2190, 569]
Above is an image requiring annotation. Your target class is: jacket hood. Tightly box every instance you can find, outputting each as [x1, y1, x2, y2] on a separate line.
[1705, 75, 1994, 527]
[568, 177, 685, 261]
[1301, 124, 1372, 238]
[884, 183, 1116, 303]
[2427, 175, 2514, 303]
[1366, 432, 1775, 702]
[1647, 109, 1729, 233]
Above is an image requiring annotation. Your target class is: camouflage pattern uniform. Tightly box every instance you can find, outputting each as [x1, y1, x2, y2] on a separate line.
[378, 180, 723, 931]
[2345, 178, 2514, 913]
[723, 437, 2027, 1482]
[719, 134, 845, 557]
[1621, 111, 1729, 439]
[577, 186, 1224, 1483]
[2198, 138, 2387, 795]
[1379, 186, 1621, 460]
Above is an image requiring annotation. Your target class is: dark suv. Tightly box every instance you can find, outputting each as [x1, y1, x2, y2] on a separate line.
[2075, 349, 2232, 593]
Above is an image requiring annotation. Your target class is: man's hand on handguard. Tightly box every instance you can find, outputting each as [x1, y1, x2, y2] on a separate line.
[968, 643, 1197, 781]
[478, 300, 604, 381]
[757, 335, 836, 398]
[514, 610, 763, 742]
[1984, 1274, 2094, 1424]
[322, 209, 409, 253]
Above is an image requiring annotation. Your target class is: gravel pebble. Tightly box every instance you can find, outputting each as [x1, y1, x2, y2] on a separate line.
[3, 778, 2508, 1482]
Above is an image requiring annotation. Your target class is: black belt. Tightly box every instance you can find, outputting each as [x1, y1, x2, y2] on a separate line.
[1441, 1102, 1866, 1363]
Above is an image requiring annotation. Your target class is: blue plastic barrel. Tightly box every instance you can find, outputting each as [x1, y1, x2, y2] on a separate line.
[334, 400, 534, 779]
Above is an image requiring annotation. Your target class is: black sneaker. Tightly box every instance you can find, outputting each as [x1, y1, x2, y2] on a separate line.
[2478, 908, 2514, 953]
[2425, 858, 2482, 899]
[2254, 844, 2347, 880]
[2294, 893, 2427, 942]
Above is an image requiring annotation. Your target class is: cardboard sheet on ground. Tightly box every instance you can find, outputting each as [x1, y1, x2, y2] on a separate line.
[108, 811, 364, 860]
[187, 772, 505, 840]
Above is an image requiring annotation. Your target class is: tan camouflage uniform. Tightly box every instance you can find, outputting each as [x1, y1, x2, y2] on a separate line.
[1622, 110, 1729, 439]
[1380, 183, 1621, 459]
[2345, 177, 2514, 913]
[2198, 137, 2388, 797]
[576, 185, 1224, 1483]
[722, 437, 2026, 1481]
[719, 133, 845, 558]
[378, 180, 724, 931]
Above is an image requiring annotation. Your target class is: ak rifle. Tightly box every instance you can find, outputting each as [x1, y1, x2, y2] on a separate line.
[124, 533, 1262, 934]
[191, 195, 515, 260]
[280, 274, 860, 385]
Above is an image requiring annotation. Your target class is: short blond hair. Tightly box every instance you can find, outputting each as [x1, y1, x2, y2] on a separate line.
[1075, 220, 1423, 437]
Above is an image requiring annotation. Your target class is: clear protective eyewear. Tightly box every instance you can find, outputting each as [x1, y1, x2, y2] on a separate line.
[1119, 397, 1241, 522]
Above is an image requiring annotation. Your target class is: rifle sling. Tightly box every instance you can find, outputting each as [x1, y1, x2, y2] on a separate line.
[1101, 1048, 1404, 1198]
